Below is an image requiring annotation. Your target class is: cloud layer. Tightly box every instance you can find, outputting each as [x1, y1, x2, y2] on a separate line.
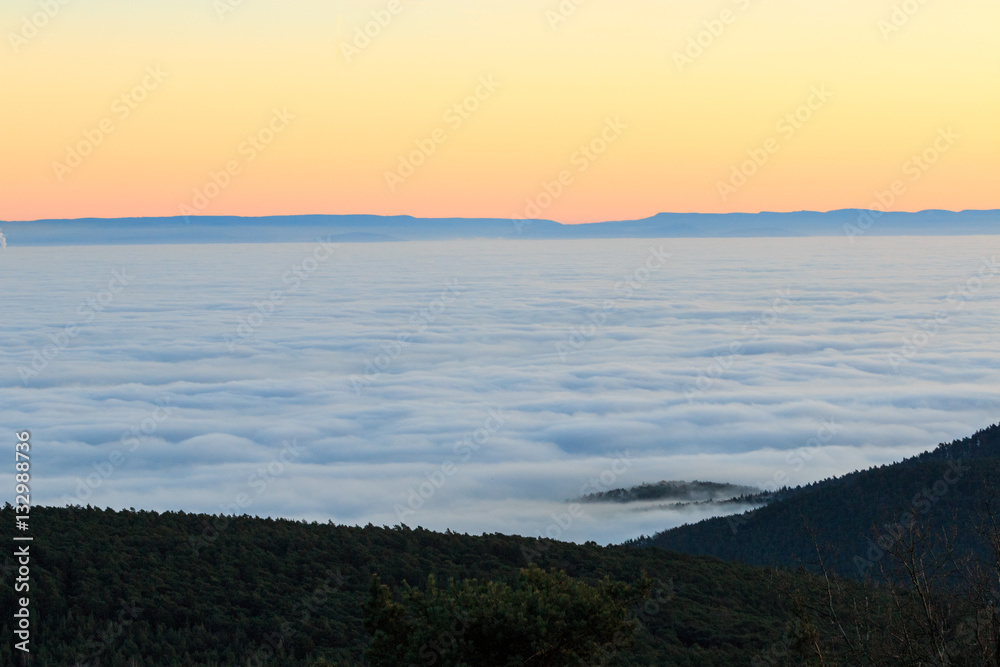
[1, 236, 998, 544]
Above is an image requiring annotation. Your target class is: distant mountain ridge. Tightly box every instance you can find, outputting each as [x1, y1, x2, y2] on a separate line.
[2, 209, 998, 245]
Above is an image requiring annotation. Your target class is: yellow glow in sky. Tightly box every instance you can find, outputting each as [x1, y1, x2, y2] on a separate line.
[1, 0, 997, 222]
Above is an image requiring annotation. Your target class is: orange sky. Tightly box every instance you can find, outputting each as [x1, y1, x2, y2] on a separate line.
[1, 0, 998, 223]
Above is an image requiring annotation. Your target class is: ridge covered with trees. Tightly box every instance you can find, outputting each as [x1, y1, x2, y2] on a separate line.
[0, 504, 849, 666]
[575, 480, 762, 504]
[635, 422, 1000, 578]
[2, 422, 997, 664]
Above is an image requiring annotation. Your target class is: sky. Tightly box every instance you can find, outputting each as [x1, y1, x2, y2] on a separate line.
[2, 237, 997, 543]
[1, 0, 998, 223]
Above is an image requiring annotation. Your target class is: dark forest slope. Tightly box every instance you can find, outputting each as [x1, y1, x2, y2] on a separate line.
[1, 505, 839, 666]
[636, 422, 1000, 578]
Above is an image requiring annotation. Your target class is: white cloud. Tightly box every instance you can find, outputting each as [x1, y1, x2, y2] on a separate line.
[0, 236, 997, 544]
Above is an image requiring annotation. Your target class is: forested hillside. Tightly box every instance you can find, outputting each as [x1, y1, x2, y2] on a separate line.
[3, 424, 997, 664]
[637, 422, 1000, 578]
[1, 505, 840, 666]
[576, 480, 762, 504]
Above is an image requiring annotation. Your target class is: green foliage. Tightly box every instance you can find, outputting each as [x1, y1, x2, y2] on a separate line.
[576, 480, 762, 504]
[7, 424, 996, 663]
[638, 422, 1000, 579]
[0, 505, 837, 665]
[364, 565, 651, 666]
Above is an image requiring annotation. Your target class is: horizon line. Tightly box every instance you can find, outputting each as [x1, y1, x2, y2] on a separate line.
[3, 207, 999, 226]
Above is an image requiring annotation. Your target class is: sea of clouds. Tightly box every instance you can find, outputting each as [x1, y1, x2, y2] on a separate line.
[1, 236, 998, 544]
